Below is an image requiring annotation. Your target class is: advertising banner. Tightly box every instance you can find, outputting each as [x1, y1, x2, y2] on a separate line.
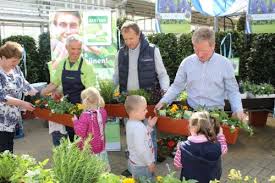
[49, 10, 117, 81]
[155, 0, 192, 33]
[246, 0, 275, 33]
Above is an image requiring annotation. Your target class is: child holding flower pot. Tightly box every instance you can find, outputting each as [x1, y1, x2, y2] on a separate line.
[73, 87, 110, 170]
[173, 111, 228, 183]
[124, 95, 158, 180]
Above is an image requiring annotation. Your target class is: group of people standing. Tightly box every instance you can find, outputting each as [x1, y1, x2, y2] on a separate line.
[0, 17, 246, 182]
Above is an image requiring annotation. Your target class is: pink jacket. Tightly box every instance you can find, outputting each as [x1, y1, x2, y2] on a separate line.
[73, 108, 108, 154]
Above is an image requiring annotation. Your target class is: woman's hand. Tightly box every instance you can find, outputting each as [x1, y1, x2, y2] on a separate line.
[148, 163, 156, 173]
[21, 101, 35, 111]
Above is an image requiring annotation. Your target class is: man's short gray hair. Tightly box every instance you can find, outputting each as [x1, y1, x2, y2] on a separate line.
[192, 27, 215, 46]
[66, 34, 83, 46]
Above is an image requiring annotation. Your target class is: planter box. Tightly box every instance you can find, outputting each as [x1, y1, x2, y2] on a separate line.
[157, 117, 190, 136]
[157, 116, 239, 144]
[105, 104, 156, 118]
[249, 111, 269, 127]
[222, 125, 239, 144]
[33, 108, 73, 127]
[22, 111, 35, 120]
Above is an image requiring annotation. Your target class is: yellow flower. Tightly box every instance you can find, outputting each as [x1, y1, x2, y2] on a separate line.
[35, 100, 41, 104]
[182, 105, 188, 111]
[156, 176, 163, 182]
[228, 169, 242, 180]
[244, 176, 250, 181]
[170, 104, 179, 113]
[122, 178, 135, 183]
[113, 91, 120, 97]
[269, 175, 275, 182]
[76, 103, 84, 110]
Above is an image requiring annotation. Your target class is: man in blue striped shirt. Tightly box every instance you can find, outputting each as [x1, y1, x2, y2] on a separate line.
[156, 27, 246, 121]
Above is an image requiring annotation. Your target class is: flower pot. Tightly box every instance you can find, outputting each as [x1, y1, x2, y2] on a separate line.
[21, 111, 35, 120]
[104, 104, 156, 118]
[222, 125, 239, 145]
[157, 117, 189, 136]
[33, 108, 73, 127]
[146, 105, 156, 118]
[105, 104, 127, 117]
[249, 111, 269, 127]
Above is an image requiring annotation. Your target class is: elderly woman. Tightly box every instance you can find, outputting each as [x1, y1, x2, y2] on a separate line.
[0, 41, 37, 153]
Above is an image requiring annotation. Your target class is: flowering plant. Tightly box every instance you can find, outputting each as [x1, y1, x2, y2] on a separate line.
[157, 136, 186, 159]
[33, 96, 84, 116]
[209, 110, 253, 135]
[158, 103, 192, 119]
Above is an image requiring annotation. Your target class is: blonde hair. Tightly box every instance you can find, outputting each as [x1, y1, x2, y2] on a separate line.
[189, 111, 220, 142]
[81, 87, 105, 110]
[192, 27, 215, 46]
[0, 41, 23, 59]
[124, 95, 146, 114]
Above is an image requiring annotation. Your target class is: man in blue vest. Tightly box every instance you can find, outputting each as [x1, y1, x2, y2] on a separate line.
[113, 21, 170, 176]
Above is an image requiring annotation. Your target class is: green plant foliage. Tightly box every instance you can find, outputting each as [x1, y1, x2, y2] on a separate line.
[52, 136, 107, 183]
[128, 89, 152, 104]
[98, 79, 116, 104]
[2, 35, 39, 83]
[38, 32, 51, 83]
[242, 81, 274, 95]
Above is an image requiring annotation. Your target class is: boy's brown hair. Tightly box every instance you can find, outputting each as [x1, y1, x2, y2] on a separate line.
[124, 95, 146, 114]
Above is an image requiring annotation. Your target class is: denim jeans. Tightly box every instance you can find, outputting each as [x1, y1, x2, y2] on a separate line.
[128, 160, 154, 181]
[51, 131, 66, 146]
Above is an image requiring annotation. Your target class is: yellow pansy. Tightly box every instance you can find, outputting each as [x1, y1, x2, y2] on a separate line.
[76, 103, 84, 110]
[170, 104, 179, 113]
[182, 105, 188, 111]
[122, 178, 135, 183]
[113, 91, 120, 97]
[156, 176, 163, 182]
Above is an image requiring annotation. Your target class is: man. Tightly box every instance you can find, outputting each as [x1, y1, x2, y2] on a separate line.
[155, 27, 246, 121]
[41, 34, 96, 142]
[113, 21, 170, 175]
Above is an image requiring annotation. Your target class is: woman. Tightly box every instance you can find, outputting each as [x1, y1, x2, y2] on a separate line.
[0, 41, 37, 153]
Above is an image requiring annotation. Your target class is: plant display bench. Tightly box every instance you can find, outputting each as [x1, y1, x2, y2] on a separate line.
[33, 108, 73, 127]
[224, 97, 274, 127]
[104, 104, 156, 118]
[157, 117, 240, 144]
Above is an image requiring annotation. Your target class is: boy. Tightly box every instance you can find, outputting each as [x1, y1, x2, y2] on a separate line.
[124, 95, 158, 180]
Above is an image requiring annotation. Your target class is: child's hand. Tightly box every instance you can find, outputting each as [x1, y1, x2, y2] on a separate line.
[72, 115, 78, 121]
[148, 163, 155, 173]
[148, 116, 158, 128]
[218, 126, 223, 136]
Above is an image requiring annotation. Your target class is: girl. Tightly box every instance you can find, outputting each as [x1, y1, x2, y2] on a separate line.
[73, 87, 110, 169]
[173, 111, 228, 183]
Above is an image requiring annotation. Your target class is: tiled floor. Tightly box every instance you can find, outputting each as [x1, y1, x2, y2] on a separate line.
[15, 116, 275, 182]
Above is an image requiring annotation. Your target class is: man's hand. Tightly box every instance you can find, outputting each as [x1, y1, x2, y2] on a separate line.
[148, 116, 158, 128]
[232, 111, 248, 122]
[148, 163, 156, 173]
[154, 102, 164, 112]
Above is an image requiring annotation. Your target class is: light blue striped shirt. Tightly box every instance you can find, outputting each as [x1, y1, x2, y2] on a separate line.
[160, 53, 243, 112]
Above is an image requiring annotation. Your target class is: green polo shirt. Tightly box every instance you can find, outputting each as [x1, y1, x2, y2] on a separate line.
[52, 57, 96, 88]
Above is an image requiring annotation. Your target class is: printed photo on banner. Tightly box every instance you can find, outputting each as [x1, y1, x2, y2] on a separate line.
[246, 0, 275, 33]
[155, 0, 191, 33]
[49, 10, 117, 81]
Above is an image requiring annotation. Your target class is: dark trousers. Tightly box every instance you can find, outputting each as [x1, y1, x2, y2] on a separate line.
[0, 131, 15, 153]
[51, 131, 67, 146]
[65, 126, 75, 142]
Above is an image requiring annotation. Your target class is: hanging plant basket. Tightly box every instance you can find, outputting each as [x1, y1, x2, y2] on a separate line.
[33, 108, 73, 127]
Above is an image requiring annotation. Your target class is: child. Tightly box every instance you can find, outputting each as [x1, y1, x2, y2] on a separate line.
[73, 87, 110, 169]
[173, 111, 228, 183]
[124, 95, 158, 180]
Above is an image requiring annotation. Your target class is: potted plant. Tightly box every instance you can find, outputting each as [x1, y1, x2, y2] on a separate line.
[33, 96, 84, 127]
[241, 81, 274, 126]
[157, 103, 192, 136]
